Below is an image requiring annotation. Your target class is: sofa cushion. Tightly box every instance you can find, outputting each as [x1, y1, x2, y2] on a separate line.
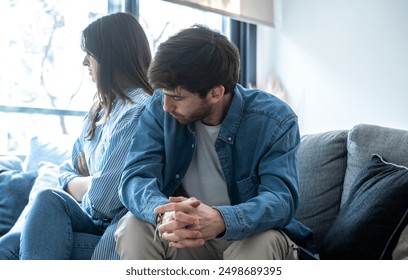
[296, 129, 348, 251]
[0, 156, 37, 237]
[23, 134, 75, 172]
[392, 223, 408, 260]
[0, 155, 23, 172]
[342, 124, 408, 205]
[319, 154, 408, 260]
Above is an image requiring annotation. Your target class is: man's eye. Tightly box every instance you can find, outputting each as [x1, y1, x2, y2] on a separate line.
[172, 96, 183, 101]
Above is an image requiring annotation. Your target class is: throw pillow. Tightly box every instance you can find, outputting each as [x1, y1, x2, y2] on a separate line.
[0, 167, 37, 237]
[319, 154, 408, 259]
[0, 155, 23, 172]
[9, 161, 60, 233]
[296, 130, 348, 251]
[342, 124, 408, 206]
[23, 134, 75, 172]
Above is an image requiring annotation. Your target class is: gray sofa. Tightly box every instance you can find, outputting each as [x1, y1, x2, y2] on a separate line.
[296, 123, 408, 259]
[2, 124, 408, 260]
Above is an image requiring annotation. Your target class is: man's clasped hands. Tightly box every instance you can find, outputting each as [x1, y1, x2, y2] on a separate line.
[155, 197, 226, 248]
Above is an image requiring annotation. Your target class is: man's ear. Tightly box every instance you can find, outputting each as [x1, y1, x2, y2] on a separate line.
[209, 85, 225, 103]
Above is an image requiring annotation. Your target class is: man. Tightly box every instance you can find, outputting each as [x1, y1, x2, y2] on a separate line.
[115, 24, 314, 259]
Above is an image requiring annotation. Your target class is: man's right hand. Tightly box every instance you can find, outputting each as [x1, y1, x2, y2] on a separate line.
[154, 196, 226, 248]
[154, 197, 204, 246]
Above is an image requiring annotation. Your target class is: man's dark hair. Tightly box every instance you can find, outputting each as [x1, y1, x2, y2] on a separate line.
[148, 24, 240, 98]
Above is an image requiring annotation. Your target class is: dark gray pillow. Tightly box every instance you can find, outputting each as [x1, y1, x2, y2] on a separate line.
[342, 124, 408, 206]
[0, 169, 37, 237]
[296, 130, 348, 252]
[319, 154, 408, 260]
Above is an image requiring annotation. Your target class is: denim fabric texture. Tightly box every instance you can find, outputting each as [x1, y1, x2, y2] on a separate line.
[10, 161, 60, 233]
[18, 189, 103, 259]
[0, 156, 37, 237]
[120, 84, 314, 251]
[0, 231, 100, 260]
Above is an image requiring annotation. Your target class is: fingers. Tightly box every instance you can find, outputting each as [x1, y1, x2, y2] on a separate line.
[168, 196, 188, 203]
[169, 196, 200, 207]
[161, 211, 175, 224]
[155, 197, 201, 215]
[161, 229, 205, 249]
[76, 152, 90, 176]
[154, 196, 206, 249]
[172, 210, 198, 225]
[155, 207, 198, 229]
[169, 238, 205, 248]
[161, 228, 201, 241]
[158, 217, 189, 233]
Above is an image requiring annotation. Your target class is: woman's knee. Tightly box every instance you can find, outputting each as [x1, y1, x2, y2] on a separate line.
[0, 232, 21, 260]
[31, 189, 67, 210]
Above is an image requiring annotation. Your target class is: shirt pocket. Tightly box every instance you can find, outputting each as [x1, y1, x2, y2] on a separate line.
[236, 175, 259, 199]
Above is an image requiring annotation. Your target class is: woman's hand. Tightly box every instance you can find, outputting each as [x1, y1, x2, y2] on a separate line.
[76, 152, 90, 176]
[67, 152, 91, 202]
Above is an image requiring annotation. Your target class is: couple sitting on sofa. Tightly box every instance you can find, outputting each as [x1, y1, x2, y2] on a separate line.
[0, 12, 314, 260]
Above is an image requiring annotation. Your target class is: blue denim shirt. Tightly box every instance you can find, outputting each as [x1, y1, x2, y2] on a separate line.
[120, 84, 314, 251]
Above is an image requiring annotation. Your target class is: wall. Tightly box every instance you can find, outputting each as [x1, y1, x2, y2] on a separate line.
[257, 0, 408, 135]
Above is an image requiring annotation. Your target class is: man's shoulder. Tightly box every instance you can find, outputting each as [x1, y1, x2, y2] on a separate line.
[144, 90, 164, 113]
[237, 85, 297, 123]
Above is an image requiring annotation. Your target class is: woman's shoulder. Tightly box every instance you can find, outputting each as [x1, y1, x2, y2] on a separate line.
[126, 87, 151, 104]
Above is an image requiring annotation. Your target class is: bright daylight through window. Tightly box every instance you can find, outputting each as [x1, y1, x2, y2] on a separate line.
[0, 0, 227, 156]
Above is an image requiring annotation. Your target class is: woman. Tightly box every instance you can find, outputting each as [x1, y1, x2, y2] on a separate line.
[0, 12, 153, 259]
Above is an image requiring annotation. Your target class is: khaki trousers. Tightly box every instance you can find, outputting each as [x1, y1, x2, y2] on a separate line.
[114, 212, 299, 260]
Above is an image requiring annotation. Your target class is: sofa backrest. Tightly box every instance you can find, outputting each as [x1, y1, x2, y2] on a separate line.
[296, 123, 408, 253]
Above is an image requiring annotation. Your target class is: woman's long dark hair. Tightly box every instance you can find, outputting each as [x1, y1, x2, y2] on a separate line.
[81, 12, 153, 139]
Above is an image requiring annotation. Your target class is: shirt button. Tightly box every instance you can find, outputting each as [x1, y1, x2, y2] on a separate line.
[228, 137, 232, 141]
[192, 144, 195, 149]
[175, 174, 180, 179]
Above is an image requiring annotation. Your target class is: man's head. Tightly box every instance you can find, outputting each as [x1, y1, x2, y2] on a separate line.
[148, 24, 240, 98]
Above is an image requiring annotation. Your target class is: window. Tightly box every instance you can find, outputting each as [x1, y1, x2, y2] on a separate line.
[138, 0, 229, 53]
[0, 0, 109, 155]
[0, 0, 229, 156]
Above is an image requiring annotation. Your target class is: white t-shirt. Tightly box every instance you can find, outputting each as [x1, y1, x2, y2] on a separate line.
[181, 121, 231, 206]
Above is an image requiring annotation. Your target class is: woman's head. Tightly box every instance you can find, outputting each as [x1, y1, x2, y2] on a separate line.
[81, 12, 153, 138]
[81, 12, 152, 95]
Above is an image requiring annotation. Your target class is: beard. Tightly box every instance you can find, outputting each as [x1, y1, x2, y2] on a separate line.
[170, 99, 212, 125]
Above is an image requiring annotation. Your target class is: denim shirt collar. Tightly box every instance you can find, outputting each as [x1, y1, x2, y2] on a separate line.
[187, 84, 244, 145]
[218, 84, 245, 145]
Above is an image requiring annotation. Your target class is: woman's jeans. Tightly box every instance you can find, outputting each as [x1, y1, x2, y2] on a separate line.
[0, 189, 104, 260]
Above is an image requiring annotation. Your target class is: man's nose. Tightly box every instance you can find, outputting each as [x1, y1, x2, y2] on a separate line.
[162, 95, 173, 112]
